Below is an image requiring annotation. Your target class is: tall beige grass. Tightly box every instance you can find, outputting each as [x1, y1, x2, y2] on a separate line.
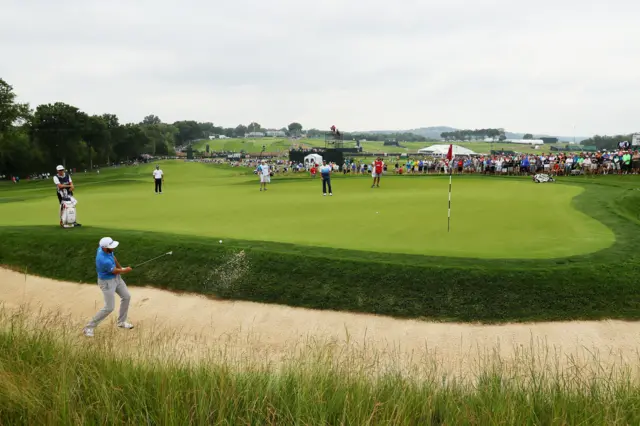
[1, 305, 639, 425]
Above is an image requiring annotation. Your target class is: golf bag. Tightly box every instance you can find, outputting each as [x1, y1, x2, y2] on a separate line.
[60, 200, 76, 227]
[533, 173, 555, 183]
[58, 189, 78, 228]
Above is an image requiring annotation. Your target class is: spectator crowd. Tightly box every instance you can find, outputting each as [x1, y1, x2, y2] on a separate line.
[392, 150, 640, 176]
[188, 149, 640, 178]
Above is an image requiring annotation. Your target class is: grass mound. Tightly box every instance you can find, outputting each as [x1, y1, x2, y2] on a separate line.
[1, 309, 638, 425]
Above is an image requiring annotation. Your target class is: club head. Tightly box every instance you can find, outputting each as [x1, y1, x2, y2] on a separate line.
[167, 251, 173, 255]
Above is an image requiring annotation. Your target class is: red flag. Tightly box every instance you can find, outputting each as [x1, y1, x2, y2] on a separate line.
[446, 144, 453, 161]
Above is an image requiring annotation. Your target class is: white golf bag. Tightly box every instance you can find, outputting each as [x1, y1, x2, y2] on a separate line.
[533, 173, 555, 183]
[60, 198, 78, 228]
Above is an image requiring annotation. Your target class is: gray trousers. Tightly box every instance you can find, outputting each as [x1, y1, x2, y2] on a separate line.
[86, 275, 131, 328]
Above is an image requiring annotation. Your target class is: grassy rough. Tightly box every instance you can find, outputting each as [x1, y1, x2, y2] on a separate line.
[0, 310, 638, 425]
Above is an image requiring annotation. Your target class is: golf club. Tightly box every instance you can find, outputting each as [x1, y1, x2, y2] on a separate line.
[133, 251, 173, 268]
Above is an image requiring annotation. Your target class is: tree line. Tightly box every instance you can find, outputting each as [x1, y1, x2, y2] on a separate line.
[0, 78, 307, 177]
[580, 134, 637, 151]
[205, 122, 304, 138]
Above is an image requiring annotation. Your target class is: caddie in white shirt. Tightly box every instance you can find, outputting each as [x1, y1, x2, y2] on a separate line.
[258, 160, 270, 192]
[152, 165, 164, 194]
[53, 165, 81, 227]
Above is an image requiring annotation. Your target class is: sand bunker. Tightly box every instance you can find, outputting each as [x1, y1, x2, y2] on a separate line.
[1, 267, 639, 380]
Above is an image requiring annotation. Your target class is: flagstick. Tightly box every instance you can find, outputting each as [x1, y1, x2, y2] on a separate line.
[445, 143, 454, 232]
[447, 163, 452, 232]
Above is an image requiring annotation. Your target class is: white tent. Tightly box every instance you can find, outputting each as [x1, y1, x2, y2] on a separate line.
[418, 144, 477, 156]
[303, 153, 323, 166]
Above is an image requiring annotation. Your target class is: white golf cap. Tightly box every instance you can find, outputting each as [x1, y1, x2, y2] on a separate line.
[56, 165, 65, 171]
[99, 237, 119, 249]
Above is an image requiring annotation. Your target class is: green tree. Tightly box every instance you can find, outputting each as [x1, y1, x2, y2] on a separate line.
[142, 115, 162, 125]
[0, 128, 41, 177]
[82, 115, 110, 171]
[486, 129, 501, 141]
[234, 124, 248, 137]
[0, 78, 31, 133]
[0, 79, 35, 176]
[247, 122, 261, 133]
[142, 122, 178, 155]
[581, 134, 632, 151]
[198, 122, 216, 137]
[173, 120, 202, 145]
[288, 122, 303, 134]
[100, 113, 121, 165]
[113, 124, 150, 160]
[523, 134, 533, 140]
[31, 102, 87, 168]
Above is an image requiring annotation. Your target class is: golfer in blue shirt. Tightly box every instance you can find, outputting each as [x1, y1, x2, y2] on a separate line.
[83, 237, 134, 337]
[320, 160, 333, 196]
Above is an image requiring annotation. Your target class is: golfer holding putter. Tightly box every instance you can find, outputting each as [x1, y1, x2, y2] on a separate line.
[83, 237, 134, 337]
[320, 160, 333, 196]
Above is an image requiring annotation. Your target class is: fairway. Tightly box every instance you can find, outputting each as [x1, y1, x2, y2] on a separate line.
[0, 162, 614, 259]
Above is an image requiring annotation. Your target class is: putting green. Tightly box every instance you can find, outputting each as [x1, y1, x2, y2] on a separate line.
[0, 162, 614, 259]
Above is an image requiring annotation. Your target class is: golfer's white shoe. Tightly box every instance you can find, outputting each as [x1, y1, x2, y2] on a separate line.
[83, 327, 94, 337]
[117, 322, 134, 330]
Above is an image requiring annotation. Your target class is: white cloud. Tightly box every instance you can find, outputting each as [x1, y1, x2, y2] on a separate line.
[1, 0, 639, 136]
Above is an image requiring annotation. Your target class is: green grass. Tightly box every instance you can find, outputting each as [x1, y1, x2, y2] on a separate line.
[1, 309, 639, 425]
[0, 162, 614, 259]
[1, 162, 640, 322]
[192, 137, 326, 153]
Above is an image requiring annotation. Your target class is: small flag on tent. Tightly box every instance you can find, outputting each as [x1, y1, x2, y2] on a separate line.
[447, 144, 453, 232]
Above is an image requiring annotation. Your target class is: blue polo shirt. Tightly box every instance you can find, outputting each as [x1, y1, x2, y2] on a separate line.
[320, 165, 331, 178]
[96, 247, 116, 280]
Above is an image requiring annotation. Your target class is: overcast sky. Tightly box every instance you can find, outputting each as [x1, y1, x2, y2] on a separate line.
[1, 0, 639, 136]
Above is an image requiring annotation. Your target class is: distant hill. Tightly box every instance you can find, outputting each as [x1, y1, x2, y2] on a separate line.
[366, 126, 587, 143]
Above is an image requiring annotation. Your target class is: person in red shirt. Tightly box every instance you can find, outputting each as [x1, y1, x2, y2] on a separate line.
[372, 157, 384, 188]
[310, 164, 317, 179]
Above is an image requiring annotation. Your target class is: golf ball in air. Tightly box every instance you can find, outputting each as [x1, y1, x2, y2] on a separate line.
[219, 240, 223, 244]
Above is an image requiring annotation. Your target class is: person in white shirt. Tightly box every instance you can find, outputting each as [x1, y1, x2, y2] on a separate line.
[583, 157, 592, 175]
[258, 160, 270, 191]
[152, 165, 164, 194]
[53, 165, 81, 227]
